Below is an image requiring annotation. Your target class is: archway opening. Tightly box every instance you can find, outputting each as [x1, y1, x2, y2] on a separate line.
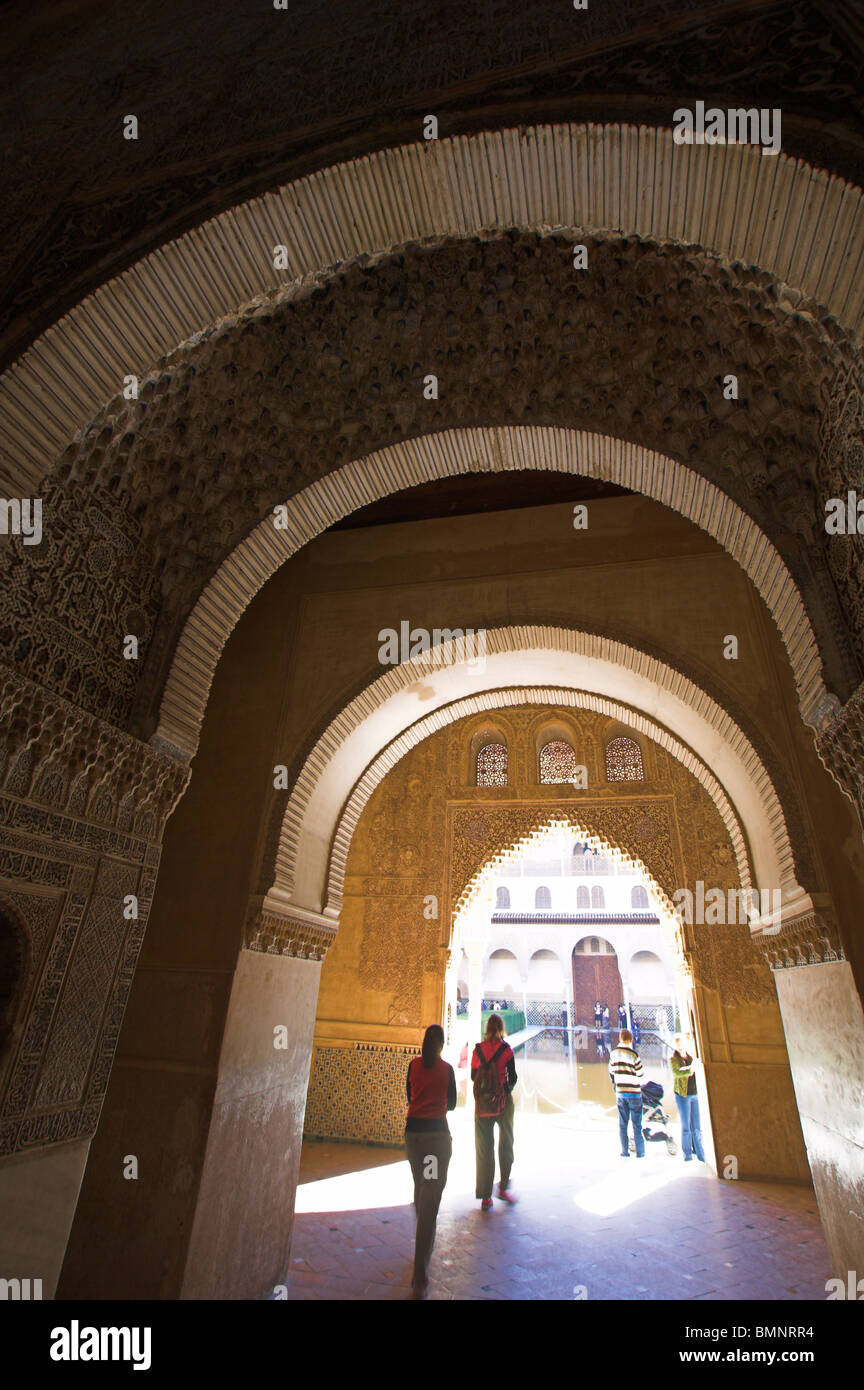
[448, 824, 694, 1178]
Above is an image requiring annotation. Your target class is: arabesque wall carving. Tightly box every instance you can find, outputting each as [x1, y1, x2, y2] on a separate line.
[816, 680, 864, 832]
[0, 665, 187, 1156]
[448, 799, 681, 918]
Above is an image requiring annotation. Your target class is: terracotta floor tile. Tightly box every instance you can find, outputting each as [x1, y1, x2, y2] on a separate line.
[283, 1112, 831, 1302]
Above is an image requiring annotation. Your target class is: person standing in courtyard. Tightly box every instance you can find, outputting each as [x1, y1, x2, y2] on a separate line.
[670, 1034, 706, 1163]
[405, 1023, 457, 1298]
[609, 1028, 645, 1158]
[472, 1013, 518, 1209]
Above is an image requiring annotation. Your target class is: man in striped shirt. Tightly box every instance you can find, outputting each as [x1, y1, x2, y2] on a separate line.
[609, 1029, 645, 1158]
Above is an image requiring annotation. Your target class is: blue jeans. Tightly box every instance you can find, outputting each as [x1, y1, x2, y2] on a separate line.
[617, 1094, 644, 1157]
[674, 1092, 705, 1161]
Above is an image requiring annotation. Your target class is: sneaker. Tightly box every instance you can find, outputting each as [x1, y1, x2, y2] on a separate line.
[497, 1184, 517, 1204]
[481, 1197, 493, 1211]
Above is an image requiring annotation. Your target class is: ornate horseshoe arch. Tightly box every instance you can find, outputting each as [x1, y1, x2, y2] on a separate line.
[254, 627, 815, 956]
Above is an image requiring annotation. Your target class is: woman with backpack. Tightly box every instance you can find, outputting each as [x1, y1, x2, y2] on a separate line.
[405, 1023, 457, 1298]
[472, 1013, 518, 1210]
[670, 1033, 706, 1163]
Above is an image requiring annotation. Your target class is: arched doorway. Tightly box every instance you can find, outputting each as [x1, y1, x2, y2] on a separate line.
[572, 936, 623, 1047]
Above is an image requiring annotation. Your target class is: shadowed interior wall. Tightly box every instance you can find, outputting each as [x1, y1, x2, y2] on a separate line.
[0, 1138, 90, 1299]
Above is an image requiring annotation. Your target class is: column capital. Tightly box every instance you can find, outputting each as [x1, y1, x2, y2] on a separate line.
[245, 896, 337, 960]
[753, 907, 845, 971]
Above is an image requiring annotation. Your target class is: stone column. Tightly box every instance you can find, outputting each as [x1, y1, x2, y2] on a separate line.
[466, 951, 484, 1048]
[459, 888, 492, 1047]
[755, 910, 864, 1277]
[443, 950, 460, 1050]
[0, 665, 187, 1297]
[181, 904, 335, 1300]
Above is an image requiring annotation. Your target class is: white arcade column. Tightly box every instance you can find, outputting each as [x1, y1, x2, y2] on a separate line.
[460, 886, 493, 1048]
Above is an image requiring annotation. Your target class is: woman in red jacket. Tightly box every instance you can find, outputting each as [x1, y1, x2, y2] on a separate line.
[472, 1013, 518, 1210]
[405, 1023, 457, 1299]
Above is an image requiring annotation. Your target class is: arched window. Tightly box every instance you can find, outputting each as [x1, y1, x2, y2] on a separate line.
[591, 885, 605, 910]
[631, 885, 649, 910]
[476, 741, 508, 786]
[539, 740, 577, 784]
[535, 886, 552, 909]
[576, 885, 590, 909]
[590, 936, 600, 954]
[572, 845, 592, 874]
[605, 736, 644, 782]
[495, 886, 510, 909]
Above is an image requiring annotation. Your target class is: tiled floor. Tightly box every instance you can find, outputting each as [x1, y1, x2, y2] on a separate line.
[280, 1109, 831, 1301]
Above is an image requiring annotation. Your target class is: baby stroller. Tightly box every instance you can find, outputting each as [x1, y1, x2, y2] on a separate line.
[629, 1080, 678, 1155]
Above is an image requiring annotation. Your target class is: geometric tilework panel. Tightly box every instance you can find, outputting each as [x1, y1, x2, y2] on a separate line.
[304, 1043, 420, 1147]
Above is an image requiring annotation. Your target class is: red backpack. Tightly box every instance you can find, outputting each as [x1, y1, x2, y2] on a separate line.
[473, 1041, 507, 1116]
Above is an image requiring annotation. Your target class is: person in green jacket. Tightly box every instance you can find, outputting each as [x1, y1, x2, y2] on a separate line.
[670, 1034, 705, 1163]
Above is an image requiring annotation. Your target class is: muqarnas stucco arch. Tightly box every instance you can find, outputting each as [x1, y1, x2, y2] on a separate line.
[3, 123, 862, 494]
[156, 426, 836, 764]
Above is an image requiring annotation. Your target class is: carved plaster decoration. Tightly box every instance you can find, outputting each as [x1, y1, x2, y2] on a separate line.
[0, 664, 189, 1155]
[0, 663, 188, 833]
[244, 898, 336, 961]
[815, 680, 864, 831]
[2, 230, 859, 748]
[448, 800, 681, 920]
[322, 686, 759, 918]
[754, 909, 845, 970]
[263, 631, 803, 921]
